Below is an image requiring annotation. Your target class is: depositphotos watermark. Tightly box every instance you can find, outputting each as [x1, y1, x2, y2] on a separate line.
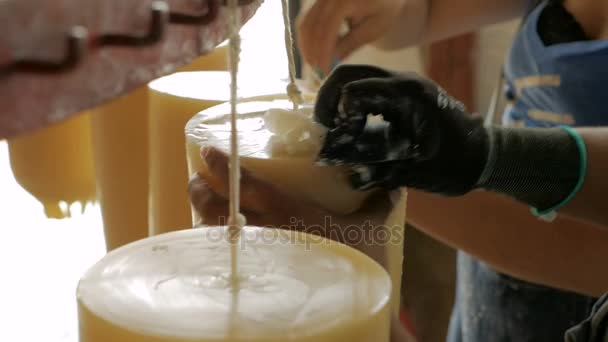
[202, 216, 405, 251]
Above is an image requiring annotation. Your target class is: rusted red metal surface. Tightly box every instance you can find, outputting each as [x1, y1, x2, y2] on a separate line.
[0, 0, 262, 140]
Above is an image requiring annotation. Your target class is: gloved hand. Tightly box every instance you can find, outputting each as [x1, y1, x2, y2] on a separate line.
[315, 64, 489, 196]
[315, 64, 584, 215]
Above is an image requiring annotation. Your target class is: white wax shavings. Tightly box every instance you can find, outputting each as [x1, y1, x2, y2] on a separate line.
[367, 113, 385, 124]
[353, 165, 372, 183]
[336, 135, 354, 144]
[364, 113, 390, 133]
[228, 213, 247, 228]
[437, 91, 466, 111]
[263, 108, 327, 157]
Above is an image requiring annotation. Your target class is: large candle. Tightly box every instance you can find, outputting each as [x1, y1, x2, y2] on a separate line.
[8, 112, 96, 218]
[77, 226, 391, 341]
[90, 87, 150, 251]
[147, 72, 293, 236]
[178, 42, 228, 72]
[185, 100, 407, 316]
[90, 46, 233, 251]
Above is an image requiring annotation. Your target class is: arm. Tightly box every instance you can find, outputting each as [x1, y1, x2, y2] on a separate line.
[187, 142, 608, 300]
[559, 128, 608, 227]
[374, 0, 530, 50]
[315, 65, 608, 228]
[410, 128, 608, 295]
[296, 0, 529, 71]
[473, 125, 608, 228]
[407, 189, 608, 298]
[313, 65, 608, 297]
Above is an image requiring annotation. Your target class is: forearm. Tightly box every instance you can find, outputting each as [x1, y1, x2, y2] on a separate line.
[560, 128, 608, 227]
[374, 0, 529, 50]
[407, 189, 608, 297]
[479, 126, 608, 228]
[311, 65, 608, 296]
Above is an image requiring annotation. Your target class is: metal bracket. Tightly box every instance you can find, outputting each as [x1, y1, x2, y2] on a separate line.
[95, 1, 169, 47]
[0, 26, 88, 76]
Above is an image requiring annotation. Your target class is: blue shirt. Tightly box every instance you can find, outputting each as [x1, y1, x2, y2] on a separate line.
[447, 1, 608, 341]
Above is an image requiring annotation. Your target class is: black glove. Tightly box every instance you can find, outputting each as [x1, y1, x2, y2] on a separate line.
[314, 65, 583, 213]
[315, 64, 489, 195]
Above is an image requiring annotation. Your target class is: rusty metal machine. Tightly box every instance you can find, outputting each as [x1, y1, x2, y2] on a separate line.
[0, 0, 262, 139]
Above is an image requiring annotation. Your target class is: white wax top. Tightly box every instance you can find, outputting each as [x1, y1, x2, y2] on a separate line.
[185, 100, 319, 159]
[184, 100, 375, 215]
[77, 226, 391, 340]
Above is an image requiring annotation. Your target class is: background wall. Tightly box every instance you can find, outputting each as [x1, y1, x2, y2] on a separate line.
[474, 20, 519, 117]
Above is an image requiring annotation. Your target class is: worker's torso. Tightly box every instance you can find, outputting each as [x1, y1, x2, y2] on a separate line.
[448, 1, 608, 341]
[502, 1, 608, 128]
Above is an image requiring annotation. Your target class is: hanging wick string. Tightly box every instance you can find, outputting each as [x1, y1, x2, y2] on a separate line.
[280, 0, 303, 110]
[227, 0, 244, 284]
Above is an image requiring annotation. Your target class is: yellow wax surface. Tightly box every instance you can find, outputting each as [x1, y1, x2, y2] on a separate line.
[147, 72, 297, 235]
[178, 43, 228, 72]
[185, 101, 407, 315]
[185, 100, 374, 216]
[91, 87, 150, 251]
[8, 112, 96, 218]
[90, 45, 231, 251]
[77, 226, 391, 342]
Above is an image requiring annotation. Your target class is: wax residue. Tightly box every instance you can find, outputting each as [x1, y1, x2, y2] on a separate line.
[7, 113, 97, 219]
[77, 226, 391, 340]
[263, 107, 327, 157]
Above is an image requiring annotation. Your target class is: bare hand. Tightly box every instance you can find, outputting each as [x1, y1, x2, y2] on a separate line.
[189, 147, 398, 266]
[296, 0, 407, 73]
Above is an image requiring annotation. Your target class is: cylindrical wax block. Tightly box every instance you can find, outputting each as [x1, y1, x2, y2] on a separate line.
[91, 87, 150, 251]
[77, 226, 392, 342]
[147, 72, 291, 235]
[8, 112, 96, 218]
[185, 100, 407, 316]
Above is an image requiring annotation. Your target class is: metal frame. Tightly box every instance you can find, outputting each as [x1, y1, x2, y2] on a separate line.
[0, 0, 258, 77]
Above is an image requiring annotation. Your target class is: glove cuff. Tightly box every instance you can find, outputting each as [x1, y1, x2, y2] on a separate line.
[476, 126, 585, 217]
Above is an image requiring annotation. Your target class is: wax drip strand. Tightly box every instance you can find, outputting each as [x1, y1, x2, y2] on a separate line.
[227, 0, 243, 284]
[280, 0, 303, 110]
[226, 0, 300, 282]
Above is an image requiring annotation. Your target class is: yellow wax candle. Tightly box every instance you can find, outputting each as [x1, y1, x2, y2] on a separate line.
[89, 46, 232, 251]
[178, 42, 228, 72]
[185, 100, 407, 316]
[90, 88, 150, 251]
[7, 112, 96, 218]
[77, 226, 391, 342]
[147, 72, 291, 236]
[185, 100, 373, 215]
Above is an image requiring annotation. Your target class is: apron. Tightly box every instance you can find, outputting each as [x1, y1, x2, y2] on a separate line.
[448, 1, 608, 341]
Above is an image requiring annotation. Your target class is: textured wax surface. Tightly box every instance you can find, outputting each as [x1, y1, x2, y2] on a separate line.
[77, 226, 391, 340]
[186, 100, 318, 159]
[185, 99, 375, 214]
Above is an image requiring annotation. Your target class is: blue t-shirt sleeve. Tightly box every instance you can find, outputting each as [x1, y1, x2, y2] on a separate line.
[565, 293, 608, 342]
